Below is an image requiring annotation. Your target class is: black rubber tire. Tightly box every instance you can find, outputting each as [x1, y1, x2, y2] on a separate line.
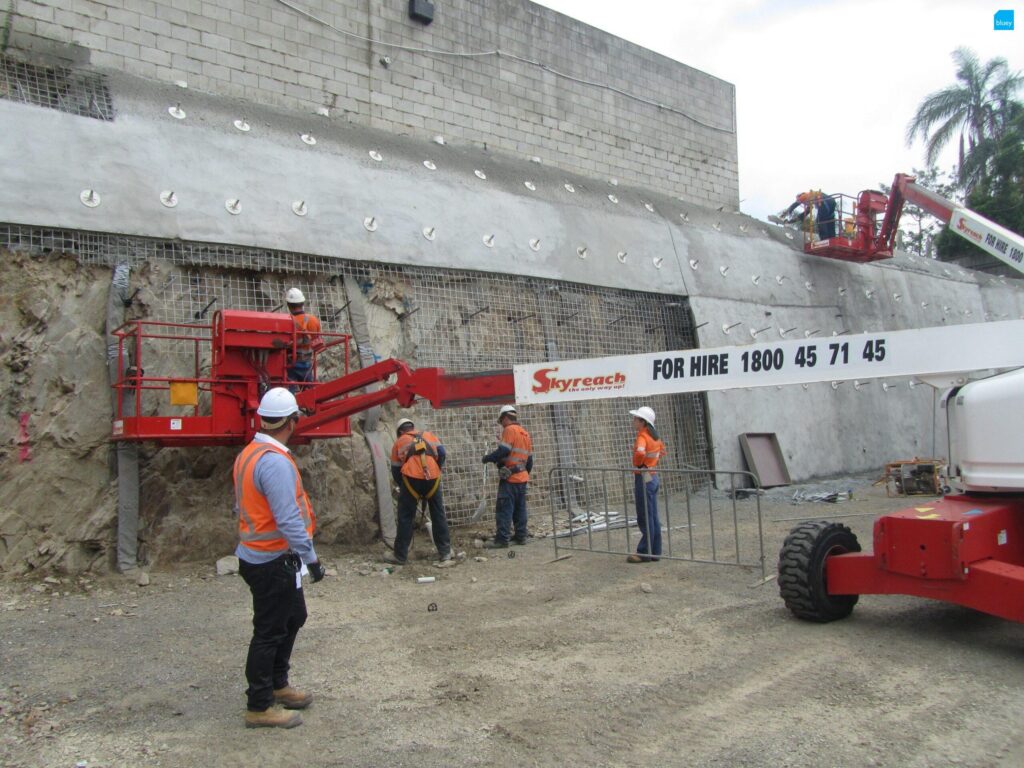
[778, 520, 861, 623]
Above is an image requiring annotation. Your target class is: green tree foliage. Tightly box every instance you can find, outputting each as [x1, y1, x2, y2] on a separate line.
[936, 107, 1024, 261]
[906, 48, 1022, 190]
[906, 49, 1023, 268]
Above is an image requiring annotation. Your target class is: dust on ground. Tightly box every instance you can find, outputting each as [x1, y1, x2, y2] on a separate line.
[2, 478, 1023, 768]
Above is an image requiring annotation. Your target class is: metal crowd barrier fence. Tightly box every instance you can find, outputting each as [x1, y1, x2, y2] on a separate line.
[548, 466, 766, 578]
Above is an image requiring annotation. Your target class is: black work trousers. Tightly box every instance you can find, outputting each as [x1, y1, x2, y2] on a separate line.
[239, 553, 308, 711]
[393, 477, 451, 561]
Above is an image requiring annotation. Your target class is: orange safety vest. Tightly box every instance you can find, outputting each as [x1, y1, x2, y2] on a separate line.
[499, 423, 533, 483]
[234, 441, 315, 553]
[390, 430, 443, 480]
[291, 312, 322, 360]
[633, 427, 665, 474]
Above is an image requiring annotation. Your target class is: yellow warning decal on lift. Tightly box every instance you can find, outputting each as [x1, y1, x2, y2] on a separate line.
[170, 381, 199, 406]
[914, 507, 934, 513]
[916, 513, 941, 520]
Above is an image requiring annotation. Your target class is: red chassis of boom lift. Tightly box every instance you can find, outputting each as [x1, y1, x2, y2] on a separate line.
[111, 309, 514, 447]
[779, 494, 1024, 624]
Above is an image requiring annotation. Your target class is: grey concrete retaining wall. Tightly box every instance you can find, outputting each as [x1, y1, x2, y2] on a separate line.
[6, 0, 738, 209]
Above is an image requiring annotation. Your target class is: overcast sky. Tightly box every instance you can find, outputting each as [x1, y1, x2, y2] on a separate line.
[532, 0, 1023, 221]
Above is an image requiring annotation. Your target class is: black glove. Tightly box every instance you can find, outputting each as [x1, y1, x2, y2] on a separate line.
[307, 560, 325, 583]
[481, 455, 489, 464]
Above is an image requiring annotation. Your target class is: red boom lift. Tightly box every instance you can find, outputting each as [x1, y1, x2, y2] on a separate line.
[796, 173, 1024, 275]
[778, 369, 1024, 623]
[779, 172, 1024, 623]
[111, 309, 514, 447]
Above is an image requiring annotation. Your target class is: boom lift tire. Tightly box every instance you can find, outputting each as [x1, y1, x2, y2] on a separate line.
[778, 521, 861, 622]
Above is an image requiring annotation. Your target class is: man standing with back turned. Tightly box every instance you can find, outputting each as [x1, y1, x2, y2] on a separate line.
[384, 417, 453, 565]
[234, 387, 325, 729]
[482, 405, 533, 548]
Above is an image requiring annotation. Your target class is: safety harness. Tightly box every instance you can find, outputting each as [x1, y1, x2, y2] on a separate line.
[401, 433, 441, 501]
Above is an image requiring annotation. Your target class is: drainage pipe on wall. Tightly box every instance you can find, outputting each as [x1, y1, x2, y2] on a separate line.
[106, 263, 139, 572]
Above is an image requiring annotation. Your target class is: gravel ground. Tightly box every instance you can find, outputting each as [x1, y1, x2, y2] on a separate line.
[2, 478, 1023, 768]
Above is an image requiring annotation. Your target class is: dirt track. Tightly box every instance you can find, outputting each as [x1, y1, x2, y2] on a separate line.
[3, 480, 1024, 768]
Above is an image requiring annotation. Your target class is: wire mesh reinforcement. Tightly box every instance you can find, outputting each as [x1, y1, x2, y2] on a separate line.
[0, 54, 113, 120]
[1, 224, 711, 528]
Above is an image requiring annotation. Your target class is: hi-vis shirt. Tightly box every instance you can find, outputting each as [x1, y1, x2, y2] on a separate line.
[632, 427, 665, 474]
[290, 311, 322, 360]
[499, 423, 533, 483]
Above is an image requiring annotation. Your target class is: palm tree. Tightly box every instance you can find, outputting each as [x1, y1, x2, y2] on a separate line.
[906, 48, 1022, 188]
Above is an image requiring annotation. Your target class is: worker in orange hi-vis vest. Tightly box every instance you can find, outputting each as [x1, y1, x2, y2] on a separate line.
[627, 406, 666, 564]
[233, 387, 325, 729]
[283, 287, 323, 390]
[384, 418, 452, 566]
[776, 190, 838, 240]
[482, 405, 533, 548]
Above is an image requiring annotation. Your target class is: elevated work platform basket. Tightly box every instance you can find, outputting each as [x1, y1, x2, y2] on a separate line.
[111, 310, 351, 446]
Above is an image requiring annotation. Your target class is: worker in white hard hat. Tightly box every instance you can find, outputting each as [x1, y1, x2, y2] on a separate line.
[385, 417, 452, 565]
[482, 405, 533, 548]
[627, 406, 666, 563]
[233, 387, 325, 729]
[283, 287, 323, 390]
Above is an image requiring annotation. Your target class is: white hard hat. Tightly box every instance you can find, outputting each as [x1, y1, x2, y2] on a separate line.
[285, 287, 305, 304]
[257, 387, 299, 418]
[498, 405, 517, 421]
[396, 417, 414, 431]
[629, 406, 656, 425]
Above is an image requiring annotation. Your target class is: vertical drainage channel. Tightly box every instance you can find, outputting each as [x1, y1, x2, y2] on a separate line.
[106, 263, 139, 572]
[342, 275, 396, 547]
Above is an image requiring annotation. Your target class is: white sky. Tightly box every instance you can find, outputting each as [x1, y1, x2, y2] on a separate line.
[531, 0, 1023, 221]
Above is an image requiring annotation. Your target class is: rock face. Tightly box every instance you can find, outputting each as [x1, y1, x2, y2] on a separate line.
[0, 251, 378, 575]
[0, 251, 114, 575]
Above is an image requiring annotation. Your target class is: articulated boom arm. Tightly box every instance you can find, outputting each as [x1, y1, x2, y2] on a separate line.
[876, 173, 955, 253]
[878, 173, 1024, 275]
[292, 361, 514, 439]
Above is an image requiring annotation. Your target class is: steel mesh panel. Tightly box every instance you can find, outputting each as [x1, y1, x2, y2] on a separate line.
[1, 224, 710, 527]
[349, 263, 710, 523]
[0, 54, 113, 120]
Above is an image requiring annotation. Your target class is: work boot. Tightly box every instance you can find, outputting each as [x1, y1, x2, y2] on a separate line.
[274, 685, 313, 710]
[383, 551, 407, 565]
[483, 539, 508, 549]
[437, 550, 453, 563]
[244, 705, 302, 729]
[512, 536, 528, 545]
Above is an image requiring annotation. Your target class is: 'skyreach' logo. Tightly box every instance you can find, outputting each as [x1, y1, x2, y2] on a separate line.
[994, 10, 1014, 30]
[956, 216, 984, 243]
[531, 366, 627, 394]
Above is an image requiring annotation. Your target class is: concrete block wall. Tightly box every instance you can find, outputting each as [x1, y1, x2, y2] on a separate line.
[6, 0, 738, 209]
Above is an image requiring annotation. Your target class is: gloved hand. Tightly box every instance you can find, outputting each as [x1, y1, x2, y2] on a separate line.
[481, 455, 489, 464]
[307, 560, 326, 583]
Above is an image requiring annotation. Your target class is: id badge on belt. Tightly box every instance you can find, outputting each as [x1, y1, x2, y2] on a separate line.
[643, 471, 654, 483]
[297, 562, 308, 589]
